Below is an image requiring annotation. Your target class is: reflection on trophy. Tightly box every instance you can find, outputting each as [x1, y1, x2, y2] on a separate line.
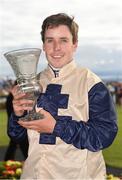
[4, 48, 44, 121]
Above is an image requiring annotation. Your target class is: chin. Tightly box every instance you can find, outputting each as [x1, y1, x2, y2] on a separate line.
[51, 63, 63, 68]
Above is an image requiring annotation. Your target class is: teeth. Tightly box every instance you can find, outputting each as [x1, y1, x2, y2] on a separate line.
[53, 55, 62, 58]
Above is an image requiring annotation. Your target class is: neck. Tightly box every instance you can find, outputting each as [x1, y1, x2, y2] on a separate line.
[48, 64, 60, 78]
[48, 64, 61, 71]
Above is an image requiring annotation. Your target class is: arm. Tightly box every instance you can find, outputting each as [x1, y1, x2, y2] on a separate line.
[53, 82, 118, 151]
[7, 85, 33, 142]
[8, 113, 28, 142]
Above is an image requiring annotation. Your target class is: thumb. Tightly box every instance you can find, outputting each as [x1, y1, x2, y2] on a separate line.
[38, 108, 48, 116]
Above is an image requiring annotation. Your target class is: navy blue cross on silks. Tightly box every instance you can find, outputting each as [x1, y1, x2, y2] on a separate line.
[37, 84, 72, 144]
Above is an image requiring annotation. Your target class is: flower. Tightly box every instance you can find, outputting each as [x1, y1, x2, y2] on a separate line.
[0, 160, 23, 179]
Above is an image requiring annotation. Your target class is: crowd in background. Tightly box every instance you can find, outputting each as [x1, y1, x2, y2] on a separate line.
[106, 81, 122, 106]
[0, 78, 122, 107]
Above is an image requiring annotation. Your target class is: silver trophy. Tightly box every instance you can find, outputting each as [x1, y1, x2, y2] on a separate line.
[4, 48, 43, 121]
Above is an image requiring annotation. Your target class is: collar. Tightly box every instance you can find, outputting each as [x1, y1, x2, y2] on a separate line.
[48, 64, 60, 77]
[46, 60, 77, 78]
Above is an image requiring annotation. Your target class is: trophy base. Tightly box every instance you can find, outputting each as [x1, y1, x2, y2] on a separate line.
[19, 112, 44, 121]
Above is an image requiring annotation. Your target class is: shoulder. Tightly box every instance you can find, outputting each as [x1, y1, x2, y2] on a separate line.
[76, 66, 102, 91]
[37, 68, 47, 79]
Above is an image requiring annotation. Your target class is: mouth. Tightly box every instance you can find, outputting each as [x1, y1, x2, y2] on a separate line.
[51, 54, 64, 59]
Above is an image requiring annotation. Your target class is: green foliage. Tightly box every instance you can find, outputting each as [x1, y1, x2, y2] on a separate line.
[0, 110, 9, 146]
[0, 103, 6, 110]
[103, 105, 122, 168]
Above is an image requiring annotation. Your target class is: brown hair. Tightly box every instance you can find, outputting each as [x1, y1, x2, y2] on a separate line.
[40, 13, 79, 44]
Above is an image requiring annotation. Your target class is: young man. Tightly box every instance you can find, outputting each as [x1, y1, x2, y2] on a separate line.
[9, 13, 118, 179]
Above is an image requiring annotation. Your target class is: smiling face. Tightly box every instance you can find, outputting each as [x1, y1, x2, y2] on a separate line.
[43, 25, 78, 68]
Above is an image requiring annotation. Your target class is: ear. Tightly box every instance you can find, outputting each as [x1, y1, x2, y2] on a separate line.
[73, 41, 78, 51]
[43, 44, 45, 51]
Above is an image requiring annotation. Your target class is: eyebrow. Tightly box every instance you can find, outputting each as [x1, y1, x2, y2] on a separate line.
[45, 37, 69, 40]
[45, 37, 53, 39]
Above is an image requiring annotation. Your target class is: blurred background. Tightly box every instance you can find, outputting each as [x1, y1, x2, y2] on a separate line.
[0, 0, 122, 178]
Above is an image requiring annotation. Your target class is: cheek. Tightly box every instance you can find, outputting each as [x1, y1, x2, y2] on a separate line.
[66, 46, 75, 54]
[44, 44, 53, 52]
[43, 43, 50, 50]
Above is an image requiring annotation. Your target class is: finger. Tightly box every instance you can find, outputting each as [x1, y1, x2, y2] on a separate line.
[18, 121, 39, 131]
[38, 108, 48, 115]
[12, 85, 32, 100]
[13, 106, 33, 113]
[36, 107, 43, 113]
[14, 93, 26, 100]
[13, 101, 33, 114]
[11, 85, 18, 93]
[15, 100, 34, 116]
[12, 85, 21, 95]
[13, 98, 34, 107]
[12, 91, 26, 101]
[18, 120, 32, 128]
[18, 120, 38, 126]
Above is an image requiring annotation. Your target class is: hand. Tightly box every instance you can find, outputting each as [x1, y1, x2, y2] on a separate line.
[18, 109, 56, 133]
[11, 85, 34, 116]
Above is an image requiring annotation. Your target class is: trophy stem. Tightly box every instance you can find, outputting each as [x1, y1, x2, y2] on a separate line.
[19, 86, 44, 121]
[19, 110, 44, 121]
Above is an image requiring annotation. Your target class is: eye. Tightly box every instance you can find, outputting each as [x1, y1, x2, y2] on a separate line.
[61, 38, 68, 43]
[47, 39, 53, 43]
[45, 38, 53, 43]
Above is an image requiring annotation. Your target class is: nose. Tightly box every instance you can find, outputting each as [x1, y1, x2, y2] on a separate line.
[53, 41, 61, 51]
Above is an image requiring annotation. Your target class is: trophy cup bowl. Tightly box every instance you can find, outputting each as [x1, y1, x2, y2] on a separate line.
[4, 48, 44, 121]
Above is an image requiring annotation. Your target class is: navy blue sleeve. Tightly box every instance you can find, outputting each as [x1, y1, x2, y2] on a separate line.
[53, 82, 118, 152]
[8, 112, 27, 143]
